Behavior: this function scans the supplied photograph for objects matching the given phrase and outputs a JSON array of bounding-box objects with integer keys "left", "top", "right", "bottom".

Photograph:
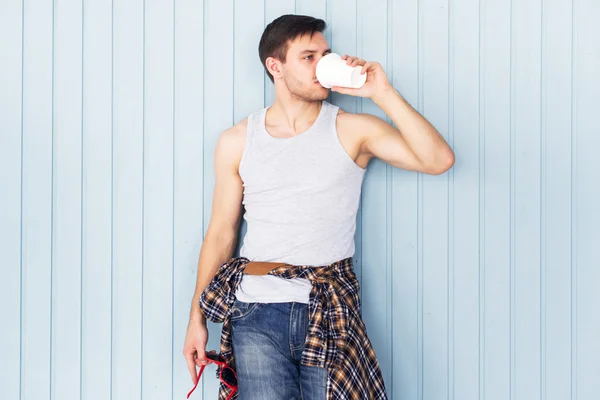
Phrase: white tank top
[{"left": 235, "top": 101, "right": 365, "bottom": 303}]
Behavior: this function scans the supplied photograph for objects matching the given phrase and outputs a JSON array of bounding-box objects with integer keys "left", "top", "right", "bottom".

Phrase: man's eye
[{"left": 305, "top": 55, "right": 313, "bottom": 60}]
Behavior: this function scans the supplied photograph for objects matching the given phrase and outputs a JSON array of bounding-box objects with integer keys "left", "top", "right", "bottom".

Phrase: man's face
[{"left": 279, "top": 32, "right": 331, "bottom": 101}]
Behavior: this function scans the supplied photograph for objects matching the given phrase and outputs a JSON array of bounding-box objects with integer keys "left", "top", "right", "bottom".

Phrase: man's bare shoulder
[
  {"left": 214, "top": 118, "right": 248, "bottom": 170},
  {"left": 333, "top": 108, "right": 384, "bottom": 168},
  {"left": 336, "top": 108, "right": 385, "bottom": 130},
  {"left": 220, "top": 118, "right": 248, "bottom": 144},
  {"left": 335, "top": 108, "right": 386, "bottom": 146}
]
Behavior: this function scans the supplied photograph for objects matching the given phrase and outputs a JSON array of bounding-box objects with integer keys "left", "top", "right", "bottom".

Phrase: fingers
[
  {"left": 361, "top": 61, "right": 381, "bottom": 75},
  {"left": 340, "top": 55, "right": 379, "bottom": 74},
  {"left": 184, "top": 344, "right": 210, "bottom": 384},
  {"left": 361, "top": 62, "right": 373, "bottom": 74},
  {"left": 184, "top": 351, "right": 198, "bottom": 384},
  {"left": 196, "top": 349, "right": 211, "bottom": 367},
  {"left": 342, "top": 54, "right": 366, "bottom": 67}
]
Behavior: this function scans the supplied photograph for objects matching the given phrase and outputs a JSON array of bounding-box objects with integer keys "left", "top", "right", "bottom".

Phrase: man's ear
[{"left": 265, "top": 57, "right": 283, "bottom": 80}]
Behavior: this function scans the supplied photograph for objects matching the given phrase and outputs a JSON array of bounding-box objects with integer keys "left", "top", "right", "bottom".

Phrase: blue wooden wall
[{"left": 1, "top": 0, "right": 599, "bottom": 399}]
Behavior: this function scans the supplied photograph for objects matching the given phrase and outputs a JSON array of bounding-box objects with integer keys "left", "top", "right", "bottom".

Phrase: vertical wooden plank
[
  {"left": 173, "top": 0, "right": 205, "bottom": 397},
  {"left": 142, "top": 0, "right": 175, "bottom": 399},
  {"left": 51, "top": 0, "right": 83, "bottom": 397},
  {"left": 512, "top": 0, "right": 543, "bottom": 398},
  {"left": 421, "top": 0, "right": 450, "bottom": 399},
  {"left": 358, "top": 0, "right": 391, "bottom": 392},
  {"left": 80, "top": 0, "right": 113, "bottom": 399},
  {"left": 481, "top": 0, "right": 512, "bottom": 398},
  {"left": 112, "top": 0, "right": 144, "bottom": 398},
  {"left": 203, "top": 0, "right": 234, "bottom": 398},
  {"left": 264, "top": 0, "right": 295, "bottom": 106},
  {"left": 0, "top": 1, "right": 23, "bottom": 399},
  {"left": 543, "top": 0, "right": 573, "bottom": 399},
  {"left": 295, "top": 0, "right": 326, "bottom": 19},
  {"left": 451, "top": 0, "right": 480, "bottom": 398},
  {"left": 571, "top": 3, "right": 579, "bottom": 398},
  {"left": 20, "top": 0, "right": 54, "bottom": 398},
  {"left": 574, "top": 1, "right": 600, "bottom": 398},
  {"left": 233, "top": 0, "right": 266, "bottom": 127},
  {"left": 19, "top": 1, "right": 54, "bottom": 399},
  {"left": 390, "top": 0, "right": 419, "bottom": 398}
]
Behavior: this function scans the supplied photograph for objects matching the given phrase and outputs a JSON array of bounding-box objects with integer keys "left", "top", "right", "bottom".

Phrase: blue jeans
[{"left": 230, "top": 300, "right": 328, "bottom": 399}]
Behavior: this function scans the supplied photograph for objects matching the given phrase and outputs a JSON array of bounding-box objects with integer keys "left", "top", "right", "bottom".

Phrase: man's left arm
[{"left": 332, "top": 56, "right": 455, "bottom": 175}]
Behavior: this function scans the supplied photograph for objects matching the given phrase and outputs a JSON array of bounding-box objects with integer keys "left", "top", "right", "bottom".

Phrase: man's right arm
[{"left": 183, "top": 119, "right": 246, "bottom": 384}]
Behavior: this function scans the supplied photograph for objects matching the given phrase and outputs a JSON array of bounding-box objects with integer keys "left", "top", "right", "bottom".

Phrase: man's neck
[{"left": 268, "top": 95, "right": 323, "bottom": 135}]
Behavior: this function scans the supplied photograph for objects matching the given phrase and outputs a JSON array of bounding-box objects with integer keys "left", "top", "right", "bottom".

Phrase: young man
[{"left": 184, "top": 14, "right": 454, "bottom": 400}]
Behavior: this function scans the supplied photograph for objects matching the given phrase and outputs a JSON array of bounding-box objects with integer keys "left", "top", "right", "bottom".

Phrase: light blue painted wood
[
  {"left": 295, "top": 0, "right": 327, "bottom": 21},
  {"left": 81, "top": 0, "right": 113, "bottom": 399},
  {"left": 359, "top": 0, "right": 393, "bottom": 395},
  {"left": 481, "top": 0, "right": 512, "bottom": 399},
  {"left": 513, "top": 0, "right": 543, "bottom": 398},
  {"left": 390, "top": 0, "right": 420, "bottom": 398},
  {"left": 544, "top": 1, "right": 574, "bottom": 400},
  {"left": 2, "top": 1, "right": 600, "bottom": 399},
  {"left": 142, "top": 1, "right": 175, "bottom": 399},
  {"left": 233, "top": 0, "right": 265, "bottom": 125},
  {"left": 112, "top": 1, "right": 144, "bottom": 399},
  {"left": 0, "top": 1, "right": 23, "bottom": 400},
  {"left": 19, "top": 1, "right": 54, "bottom": 399},
  {"left": 52, "top": 2, "right": 84, "bottom": 400},
  {"left": 421, "top": 1, "right": 451, "bottom": 399},
  {"left": 574, "top": 1, "right": 600, "bottom": 399}
]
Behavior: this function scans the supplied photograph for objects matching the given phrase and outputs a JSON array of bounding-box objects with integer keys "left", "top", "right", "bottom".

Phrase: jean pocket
[{"left": 230, "top": 299, "right": 260, "bottom": 321}]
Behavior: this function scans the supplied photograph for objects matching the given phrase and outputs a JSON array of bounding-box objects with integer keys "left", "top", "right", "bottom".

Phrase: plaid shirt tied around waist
[{"left": 198, "top": 256, "right": 388, "bottom": 400}]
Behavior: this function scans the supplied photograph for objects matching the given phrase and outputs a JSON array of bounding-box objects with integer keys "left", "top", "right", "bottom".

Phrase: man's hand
[
  {"left": 330, "top": 55, "right": 392, "bottom": 100},
  {"left": 183, "top": 317, "right": 211, "bottom": 384}
]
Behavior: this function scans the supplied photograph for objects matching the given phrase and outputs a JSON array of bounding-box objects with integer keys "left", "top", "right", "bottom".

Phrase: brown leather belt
[{"left": 243, "top": 261, "right": 291, "bottom": 275}]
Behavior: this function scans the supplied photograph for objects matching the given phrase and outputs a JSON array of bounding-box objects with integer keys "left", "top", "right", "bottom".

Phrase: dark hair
[{"left": 259, "top": 14, "right": 327, "bottom": 82}]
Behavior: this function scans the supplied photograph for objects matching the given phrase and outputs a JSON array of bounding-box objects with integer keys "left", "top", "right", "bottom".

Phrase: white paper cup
[{"left": 316, "top": 53, "right": 367, "bottom": 89}]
